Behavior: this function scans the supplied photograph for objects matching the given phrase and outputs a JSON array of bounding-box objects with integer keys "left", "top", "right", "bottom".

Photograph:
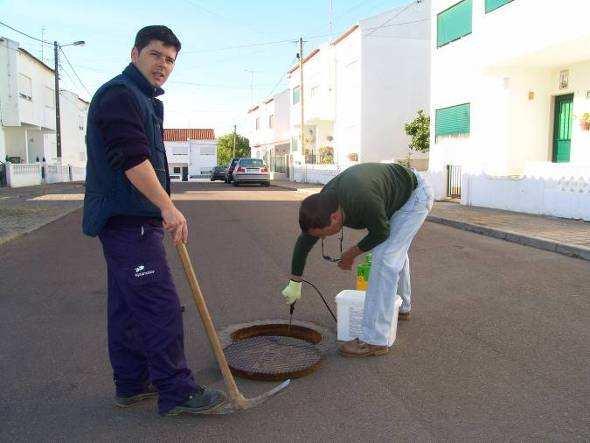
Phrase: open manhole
[{"left": 221, "top": 321, "right": 331, "bottom": 381}]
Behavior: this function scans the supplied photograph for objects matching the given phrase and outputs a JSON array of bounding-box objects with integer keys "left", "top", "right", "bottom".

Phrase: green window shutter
[
  {"left": 437, "top": 0, "right": 472, "bottom": 48},
  {"left": 436, "top": 103, "right": 471, "bottom": 137},
  {"left": 485, "top": 0, "right": 514, "bottom": 13},
  {"left": 292, "top": 86, "right": 301, "bottom": 105}
]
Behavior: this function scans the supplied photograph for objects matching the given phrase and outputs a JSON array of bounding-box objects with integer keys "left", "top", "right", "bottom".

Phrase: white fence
[
  {"left": 5, "top": 162, "right": 86, "bottom": 188},
  {"left": 70, "top": 166, "right": 86, "bottom": 182},
  {"left": 463, "top": 173, "right": 590, "bottom": 221},
  {"left": 46, "top": 164, "right": 71, "bottom": 184},
  {"left": 291, "top": 163, "right": 342, "bottom": 184},
  {"left": 6, "top": 164, "right": 42, "bottom": 187}
]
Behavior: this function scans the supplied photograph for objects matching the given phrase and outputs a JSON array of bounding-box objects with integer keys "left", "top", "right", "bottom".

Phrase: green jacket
[{"left": 291, "top": 163, "right": 417, "bottom": 276}]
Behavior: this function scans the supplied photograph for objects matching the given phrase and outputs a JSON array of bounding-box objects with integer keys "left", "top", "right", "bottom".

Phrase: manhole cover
[{"left": 222, "top": 323, "right": 326, "bottom": 381}]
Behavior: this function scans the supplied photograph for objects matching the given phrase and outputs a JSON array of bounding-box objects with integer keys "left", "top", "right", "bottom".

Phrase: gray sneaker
[
  {"left": 114, "top": 386, "right": 158, "bottom": 408},
  {"left": 164, "top": 386, "right": 227, "bottom": 416}
]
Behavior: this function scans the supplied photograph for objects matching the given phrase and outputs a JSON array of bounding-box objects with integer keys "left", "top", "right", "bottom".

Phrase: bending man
[{"left": 282, "top": 163, "right": 434, "bottom": 357}]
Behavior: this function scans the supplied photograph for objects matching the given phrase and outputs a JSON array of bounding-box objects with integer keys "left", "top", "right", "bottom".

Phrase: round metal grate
[{"left": 223, "top": 323, "right": 324, "bottom": 381}]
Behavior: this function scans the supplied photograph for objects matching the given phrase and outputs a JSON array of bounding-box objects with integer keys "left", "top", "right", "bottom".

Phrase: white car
[{"left": 232, "top": 158, "right": 270, "bottom": 187}]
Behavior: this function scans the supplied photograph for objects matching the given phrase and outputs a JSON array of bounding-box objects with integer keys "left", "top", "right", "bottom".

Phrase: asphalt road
[{"left": 1, "top": 181, "right": 589, "bottom": 441}]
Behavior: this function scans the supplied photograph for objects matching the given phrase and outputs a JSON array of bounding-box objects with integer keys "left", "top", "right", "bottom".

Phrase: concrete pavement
[{"left": 1, "top": 181, "right": 589, "bottom": 441}]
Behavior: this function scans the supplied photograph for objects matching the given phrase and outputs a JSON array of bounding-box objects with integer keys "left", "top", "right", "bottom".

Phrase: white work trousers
[{"left": 361, "top": 173, "right": 434, "bottom": 346}]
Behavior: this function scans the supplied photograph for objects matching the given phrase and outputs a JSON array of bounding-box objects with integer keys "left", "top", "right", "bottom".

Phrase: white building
[
  {"left": 246, "top": 89, "right": 290, "bottom": 179},
  {"left": 44, "top": 90, "right": 89, "bottom": 166},
  {"left": 287, "top": 0, "right": 431, "bottom": 183},
  {"left": 164, "top": 128, "right": 217, "bottom": 181},
  {"left": 430, "top": 0, "right": 590, "bottom": 220},
  {"left": 0, "top": 37, "right": 56, "bottom": 165}
]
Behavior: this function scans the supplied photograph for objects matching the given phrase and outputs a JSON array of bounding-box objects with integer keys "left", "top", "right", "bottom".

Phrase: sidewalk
[
  {"left": 271, "top": 180, "right": 590, "bottom": 261},
  {"left": 0, "top": 182, "right": 84, "bottom": 245}
]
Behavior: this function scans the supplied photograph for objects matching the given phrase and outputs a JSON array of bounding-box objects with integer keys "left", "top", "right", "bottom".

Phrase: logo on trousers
[{"left": 134, "top": 264, "right": 155, "bottom": 278}]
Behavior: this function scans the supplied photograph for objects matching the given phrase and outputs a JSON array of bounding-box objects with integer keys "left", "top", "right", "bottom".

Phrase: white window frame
[{"left": 18, "top": 74, "right": 32, "bottom": 101}]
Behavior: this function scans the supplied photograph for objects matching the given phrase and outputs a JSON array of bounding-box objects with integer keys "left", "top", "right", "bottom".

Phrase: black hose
[{"left": 300, "top": 279, "right": 337, "bottom": 323}]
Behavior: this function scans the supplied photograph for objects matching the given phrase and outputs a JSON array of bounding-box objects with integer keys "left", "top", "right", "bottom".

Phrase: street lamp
[{"left": 54, "top": 40, "right": 85, "bottom": 160}]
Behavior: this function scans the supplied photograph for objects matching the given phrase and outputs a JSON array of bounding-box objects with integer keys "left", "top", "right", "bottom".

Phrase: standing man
[
  {"left": 83, "top": 26, "right": 225, "bottom": 416},
  {"left": 282, "top": 163, "right": 434, "bottom": 357}
]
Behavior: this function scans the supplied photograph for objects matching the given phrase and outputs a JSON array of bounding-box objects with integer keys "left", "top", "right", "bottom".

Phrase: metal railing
[
  {"left": 447, "top": 164, "right": 462, "bottom": 198},
  {"left": 0, "top": 161, "right": 6, "bottom": 187}
]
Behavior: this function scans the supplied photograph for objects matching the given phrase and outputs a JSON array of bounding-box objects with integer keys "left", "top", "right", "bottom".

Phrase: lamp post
[{"left": 54, "top": 40, "right": 85, "bottom": 161}]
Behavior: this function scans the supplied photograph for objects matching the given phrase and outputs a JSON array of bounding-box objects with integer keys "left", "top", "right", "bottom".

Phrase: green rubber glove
[{"left": 282, "top": 280, "right": 302, "bottom": 305}]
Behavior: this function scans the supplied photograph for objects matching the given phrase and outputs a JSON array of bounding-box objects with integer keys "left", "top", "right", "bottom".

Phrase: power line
[
  {"left": 265, "top": 55, "right": 298, "bottom": 99},
  {"left": 183, "top": 38, "right": 298, "bottom": 54},
  {"left": 0, "top": 20, "right": 51, "bottom": 45},
  {"left": 364, "top": 1, "right": 418, "bottom": 37},
  {"left": 182, "top": 0, "right": 267, "bottom": 37},
  {"left": 59, "top": 46, "right": 91, "bottom": 97},
  {"left": 169, "top": 80, "right": 271, "bottom": 90}
]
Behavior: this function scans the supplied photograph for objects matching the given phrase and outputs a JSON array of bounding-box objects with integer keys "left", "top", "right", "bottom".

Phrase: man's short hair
[
  {"left": 299, "top": 190, "right": 339, "bottom": 233},
  {"left": 134, "top": 26, "right": 181, "bottom": 54}
]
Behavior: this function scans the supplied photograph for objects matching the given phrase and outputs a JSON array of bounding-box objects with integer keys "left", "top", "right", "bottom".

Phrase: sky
[{"left": 1, "top": 0, "right": 410, "bottom": 138}]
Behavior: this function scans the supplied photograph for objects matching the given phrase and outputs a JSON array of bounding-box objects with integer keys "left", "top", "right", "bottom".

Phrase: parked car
[
  {"left": 210, "top": 165, "right": 227, "bottom": 181},
  {"left": 232, "top": 158, "right": 270, "bottom": 187},
  {"left": 225, "top": 157, "right": 240, "bottom": 183}
]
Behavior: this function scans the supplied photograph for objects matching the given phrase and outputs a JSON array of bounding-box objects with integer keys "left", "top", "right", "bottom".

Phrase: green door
[{"left": 553, "top": 94, "right": 574, "bottom": 163}]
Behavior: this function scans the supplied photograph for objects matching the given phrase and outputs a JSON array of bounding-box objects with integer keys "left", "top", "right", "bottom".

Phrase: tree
[
  {"left": 216, "top": 133, "right": 250, "bottom": 166},
  {"left": 404, "top": 110, "right": 430, "bottom": 154}
]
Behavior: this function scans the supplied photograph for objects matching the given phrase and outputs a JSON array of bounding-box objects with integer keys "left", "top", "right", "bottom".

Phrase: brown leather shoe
[
  {"left": 398, "top": 312, "right": 411, "bottom": 321},
  {"left": 338, "top": 338, "right": 389, "bottom": 358}
]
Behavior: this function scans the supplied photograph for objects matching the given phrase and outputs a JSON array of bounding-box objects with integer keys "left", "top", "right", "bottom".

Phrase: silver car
[{"left": 232, "top": 158, "right": 270, "bottom": 187}]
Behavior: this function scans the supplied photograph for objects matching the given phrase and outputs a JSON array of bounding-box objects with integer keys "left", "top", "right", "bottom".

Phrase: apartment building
[{"left": 430, "top": 0, "right": 590, "bottom": 219}]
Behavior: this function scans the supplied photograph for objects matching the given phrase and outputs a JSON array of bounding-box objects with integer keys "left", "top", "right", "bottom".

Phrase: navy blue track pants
[{"left": 99, "top": 223, "right": 198, "bottom": 414}]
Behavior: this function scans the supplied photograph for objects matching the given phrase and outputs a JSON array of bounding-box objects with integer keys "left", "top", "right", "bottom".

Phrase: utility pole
[
  {"left": 53, "top": 40, "right": 85, "bottom": 161},
  {"left": 232, "top": 124, "right": 237, "bottom": 158},
  {"left": 299, "top": 37, "right": 305, "bottom": 173},
  {"left": 54, "top": 41, "right": 62, "bottom": 161}
]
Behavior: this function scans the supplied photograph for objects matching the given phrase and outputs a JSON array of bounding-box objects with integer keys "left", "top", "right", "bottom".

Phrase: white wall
[
  {"left": 0, "top": 38, "right": 20, "bottom": 128},
  {"left": 15, "top": 49, "right": 55, "bottom": 130},
  {"left": 334, "top": 29, "right": 361, "bottom": 167},
  {"left": 58, "top": 90, "right": 88, "bottom": 166},
  {"left": 189, "top": 140, "right": 217, "bottom": 176},
  {"left": 6, "top": 163, "right": 42, "bottom": 187},
  {"left": 360, "top": 0, "right": 431, "bottom": 164}
]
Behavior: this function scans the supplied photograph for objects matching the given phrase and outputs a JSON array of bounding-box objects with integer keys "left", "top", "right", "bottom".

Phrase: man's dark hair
[
  {"left": 134, "top": 26, "right": 181, "bottom": 54},
  {"left": 299, "top": 190, "right": 339, "bottom": 232}
]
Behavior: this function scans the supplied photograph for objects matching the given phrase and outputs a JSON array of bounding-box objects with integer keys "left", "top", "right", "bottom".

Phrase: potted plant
[{"left": 580, "top": 113, "right": 590, "bottom": 131}]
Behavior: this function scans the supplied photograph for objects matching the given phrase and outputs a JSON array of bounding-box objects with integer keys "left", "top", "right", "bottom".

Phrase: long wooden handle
[{"left": 176, "top": 243, "right": 246, "bottom": 404}]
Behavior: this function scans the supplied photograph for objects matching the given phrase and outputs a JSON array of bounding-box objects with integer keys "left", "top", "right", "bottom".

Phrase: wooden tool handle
[{"left": 176, "top": 243, "right": 246, "bottom": 405}]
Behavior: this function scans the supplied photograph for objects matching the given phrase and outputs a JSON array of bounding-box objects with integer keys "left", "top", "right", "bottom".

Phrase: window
[
  {"left": 255, "top": 117, "right": 260, "bottom": 130},
  {"left": 268, "top": 114, "right": 274, "bottom": 129},
  {"left": 310, "top": 86, "right": 319, "bottom": 97},
  {"left": 239, "top": 158, "right": 263, "bottom": 167},
  {"left": 18, "top": 74, "right": 32, "bottom": 100},
  {"left": 485, "top": 0, "right": 514, "bottom": 13},
  {"left": 173, "top": 146, "right": 188, "bottom": 155},
  {"left": 291, "top": 136, "right": 300, "bottom": 152},
  {"left": 292, "top": 86, "right": 301, "bottom": 105},
  {"left": 435, "top": 103, "right": 471, "bottom": 137},
  {"left": 45, "top": 87, "right": 55, "bottom": 108},
  {"left": 173, "top": 167, "right": 181, "bottom": 174},
  {"left": 437, "top": 0, "right": 472, "bottom": 48}
]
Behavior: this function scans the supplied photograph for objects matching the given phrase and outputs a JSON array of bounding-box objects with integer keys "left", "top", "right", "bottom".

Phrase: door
[
  {"left": 553, "top": 94, "right": 574, "bottom": 163},
  {"left": 182, "top": 166, "right": 188, "bottom": 181}
]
